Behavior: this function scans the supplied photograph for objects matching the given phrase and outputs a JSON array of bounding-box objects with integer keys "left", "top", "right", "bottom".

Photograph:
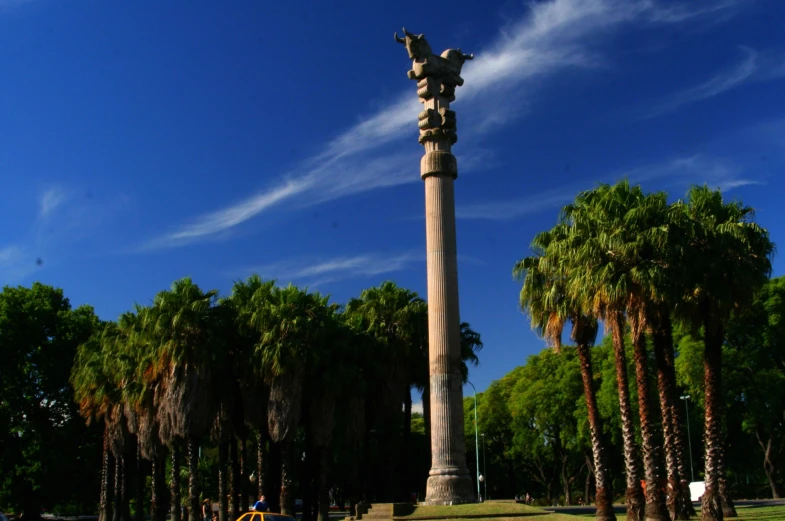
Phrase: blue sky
[{"left": 2, "top": 0, "right": 784, "bottom": 398}]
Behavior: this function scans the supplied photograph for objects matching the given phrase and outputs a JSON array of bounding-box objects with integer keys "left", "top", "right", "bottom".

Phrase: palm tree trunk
[
  {"left": 575, "top": 339, "right": 616, "bottom": 521},
  {"left": 135, "top": 442, "right": 145, "bottom": 521},
  {"left": 100, "top": 431, "right": 112, "bottom": 521},
  {"left": 240, "top": 438, "right": 249, "bottom": 513},
  {"left": 585, "top": 451, "right": 596, "bottom": 507},
  {"left": 651, "top": 325, "right": 686, "bottom": 521},
  {"left": 302, "top": 447, "right": 315, "bottom": 521},
  {"left": 701, "top": 320, "right": 724, "bottom": 521},
  {"left": 719, "top": 461, "right": 737, "bottom": 518},
  {"left": 630, "top": 328, "right": 668, "bottom": 521},
  {"left": 267, "top": 441, "right": 282, "bottom": 513},
  {"left": 610, "top": 313, "right": 645, "bottom": 521},
  {"left": 402, "top": 389, "right": 413, "bottom": 501},
  {"left": 230, "top": 435, "right": 240, "bottom": 517},
  {"left": 280, "top": 441, "right": 294, "bottom": 516},
  {"left": 317, "top": 448, "right": 330, "bottom": 521},
  {"left": 152, "top": 455, "right": 167, "bottom": 521},
  {"left": 219, "top": 440, "right": 229, "bottom": 521},
  {"left": 171, "top": 442, "right": 182, "bottom": 521},
  {"left": 187, "top": 437, "right": 200, "bottom": 521},
  {"left": 657, "top": 316, "right": 697, "bottom": 519},
  {"left": 114, "top": 455, "right": 123, "bottom": 521},
  {"left": 257, "top": 431, "right": 267, "bottom": 498},
  {"left": 125, "top": 453, "right": 133, "bottom": 521}
]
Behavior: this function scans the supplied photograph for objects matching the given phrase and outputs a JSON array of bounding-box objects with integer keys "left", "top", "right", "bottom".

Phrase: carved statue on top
[{"left": 394, "top": 28, "right": 473, "bottom": 88}]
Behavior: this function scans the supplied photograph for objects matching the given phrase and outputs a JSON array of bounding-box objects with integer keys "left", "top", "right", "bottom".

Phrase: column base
[{"left": 423, "top": 472, "right": 476, "bottom": 505}]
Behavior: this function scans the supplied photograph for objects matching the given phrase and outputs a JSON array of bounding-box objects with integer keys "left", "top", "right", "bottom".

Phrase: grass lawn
[
  {"left": 389, "top": 501, "right": 785, "bottom": 521},
  {"left": 572, "top": 503, "right": 785, "bottom": 520},
  {"left": 712, "top": 505, "right": 785, "bottom": 521},
  {"left": 391, "top": 501, "right": 590, "bottom": 521}
]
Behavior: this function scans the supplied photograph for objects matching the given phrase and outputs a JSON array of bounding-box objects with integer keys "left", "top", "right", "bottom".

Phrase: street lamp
[
  {"left": 481, "top": 433, "right": 487, "bottom": 500},
  {"left": 680, "top": 395, "right": 695, "bottom": 482},
  {"left": 466, "top": 382, "right": 481, "bottom": 502}
]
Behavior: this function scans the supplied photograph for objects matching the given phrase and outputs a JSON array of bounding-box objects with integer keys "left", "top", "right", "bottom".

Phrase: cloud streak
[
  {"left": 237, "top": 251, "right": 424, "bottom": 287},
  {"left": 145, "top": 0, "right": 744, "bottom": 250},
  {"left": 646, "top": 46, "right": 785, "bottom": 117},
  {"left": 39, "top": 187, "right": 68, "bottom": 218},
  {"left": 456, "top": 153, "right": 762, "bottom": 220}
]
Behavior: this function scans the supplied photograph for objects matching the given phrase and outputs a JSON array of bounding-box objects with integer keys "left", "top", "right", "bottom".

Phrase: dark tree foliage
[{"left": 0, "top": 283, "right": 101, "bottom": 518}]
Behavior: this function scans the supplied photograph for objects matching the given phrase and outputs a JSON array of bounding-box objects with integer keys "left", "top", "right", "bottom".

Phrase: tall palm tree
[
  {"left": 228, "top": 275, "right": 276, "bottom": 504},
  {"left": 345, "top": 281, "right": 425, "bottom": 501},
  {"left": 72, "top": 322, "right": 118, "bottom": 521},
  {"left": 144, "top": 278, "right": 221, "bottom": 521},
  {"left": 249, "top": 284, "right": 331, "bottom": 514},
  {"left": 116, "top": 310, "right": 152, "bottom": 521},
  {"left": 548, "top": 186, "right": 653, "bottom": 521},
  {"left": 677, "top": 186, "right": 773, "bottom": 521},
  {"left": 515, "top": 247, "right": 615, "bottom": 521}
]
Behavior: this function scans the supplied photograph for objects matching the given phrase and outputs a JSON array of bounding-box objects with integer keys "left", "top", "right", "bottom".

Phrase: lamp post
[
  {"left": 481, "top": 433, "right": 487, "bottom": 500},
  {"left": 680, "top": 394, "right": 695, "bottom": 482},
  {"left": 467, "top": 382, "right": 481, "bottom": 502}
]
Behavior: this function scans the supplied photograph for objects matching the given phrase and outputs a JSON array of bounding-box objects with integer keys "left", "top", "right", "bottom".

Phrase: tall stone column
[{"left": 395, "top": 28, "right": 475, "bottom": 505}]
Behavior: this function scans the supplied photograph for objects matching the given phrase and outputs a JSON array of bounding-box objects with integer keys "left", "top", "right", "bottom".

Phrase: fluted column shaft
[{"left": 419, "top": 68, "right": 473, "bottom": 508}]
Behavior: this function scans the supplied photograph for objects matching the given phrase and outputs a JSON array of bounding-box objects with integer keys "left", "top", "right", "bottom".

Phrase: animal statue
[{"left": 394, "top": 28, "right": 473, "bottom": 86}]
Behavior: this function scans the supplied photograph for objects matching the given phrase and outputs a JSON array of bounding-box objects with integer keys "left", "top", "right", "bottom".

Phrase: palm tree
[
  {"left": 143, "top": 278, "right": 221, "bottom": 521},
  {"left": 116, "top": 309, "right": 153, "bottom": 521},
  {"left": 548, "top": 186, "right": 652, "bottom": 521},
  {"left": 345, "top": 281, "right": 425, "bottom": 501},
  {"left": 72, "top": 322, "right": 118, "bottom": 521},
  {"left": 648, "top": 307, "right": 692, "bottom": 520},
  {"left": 677, "top": 186, "right": 773, "bottom": 521},
  {"left": 515, "top": 247, "right": 615, "bottom": 521},
  {"left": 301, "top": 305, "right": 347, "bottom": 521},
  {"left": 228, "top": 275, "right": 276, "bottom": 505},
  {"left": 249, "top": 283, "right": 331, "bottom": 514}
]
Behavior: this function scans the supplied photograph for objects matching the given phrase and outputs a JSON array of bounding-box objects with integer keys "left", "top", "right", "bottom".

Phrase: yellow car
[{"left": 235, "top": 512, "right": 295, "bottom": 521}]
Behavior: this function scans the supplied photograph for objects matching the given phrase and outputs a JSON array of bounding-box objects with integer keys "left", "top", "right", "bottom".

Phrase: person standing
[
  {"left": 202, "top": 499, "right": 212, "bottom": 521},
  {"left": 252, "top": 495, "right": 269, "bottom": 512}
]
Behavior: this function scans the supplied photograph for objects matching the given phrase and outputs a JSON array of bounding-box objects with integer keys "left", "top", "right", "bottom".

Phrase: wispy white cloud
[
  {"left": 230, "top": 250, "right": 486, "bottom": 289},
  {"left": 457, "top": 188, "right": 576, "bottom": 221},
  {"left": 0, "top": 245, "right": 38, "bottom": 284},
  {"left": 457, "top": 153, "right": 763, "bottom": 220},
  {"left": 145, "top": 0, "right": 744, "bottom": 250},
  {"left": 646, "top": 46, "right": 785, "bottom": 117},
  {"left": 39, "top": 187, "right": 68, "bottom": 218},
  {"left": 2, "top": 188, "right": 132, "bottom": 285},
  {"left": 238, "top": 251, "right": 424, "bottom": 286}
]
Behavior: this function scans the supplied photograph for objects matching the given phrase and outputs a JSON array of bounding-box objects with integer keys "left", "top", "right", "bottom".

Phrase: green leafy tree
[{"left": 1, "top": 283, "right": 99, "bottom": 519}]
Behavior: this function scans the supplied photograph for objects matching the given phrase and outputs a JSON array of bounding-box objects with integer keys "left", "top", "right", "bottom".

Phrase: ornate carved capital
[{"left": 397, "top": 29, "right": 472, "bottom": 149}]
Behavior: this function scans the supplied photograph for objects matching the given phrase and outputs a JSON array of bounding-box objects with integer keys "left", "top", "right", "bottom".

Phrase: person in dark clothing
[{"left": 252, "top": 495, "right": 269, "bottom": 512}]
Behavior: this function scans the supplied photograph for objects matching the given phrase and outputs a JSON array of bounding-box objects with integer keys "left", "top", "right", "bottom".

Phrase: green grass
[
  {"left": 572, "top": 503, "right": 785, "bottom": 520},
  {"left": 391, "top": 500, "right": 583, "bottom": 521},
  {"left": 389, "top": 501, "right": 785, "bottom": 521},
  {"left": 723, "top": 504, "right": 785, "bottom": 521}
]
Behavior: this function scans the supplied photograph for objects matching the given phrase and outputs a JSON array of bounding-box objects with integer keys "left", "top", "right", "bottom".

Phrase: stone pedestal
[{"left": 395, "top": 28, "right": 475, "bottom": 505}]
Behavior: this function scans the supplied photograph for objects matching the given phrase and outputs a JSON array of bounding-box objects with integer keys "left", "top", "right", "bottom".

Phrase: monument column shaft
[{"left": 425, "top": 172, "right": 466, "bottom": 473}]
